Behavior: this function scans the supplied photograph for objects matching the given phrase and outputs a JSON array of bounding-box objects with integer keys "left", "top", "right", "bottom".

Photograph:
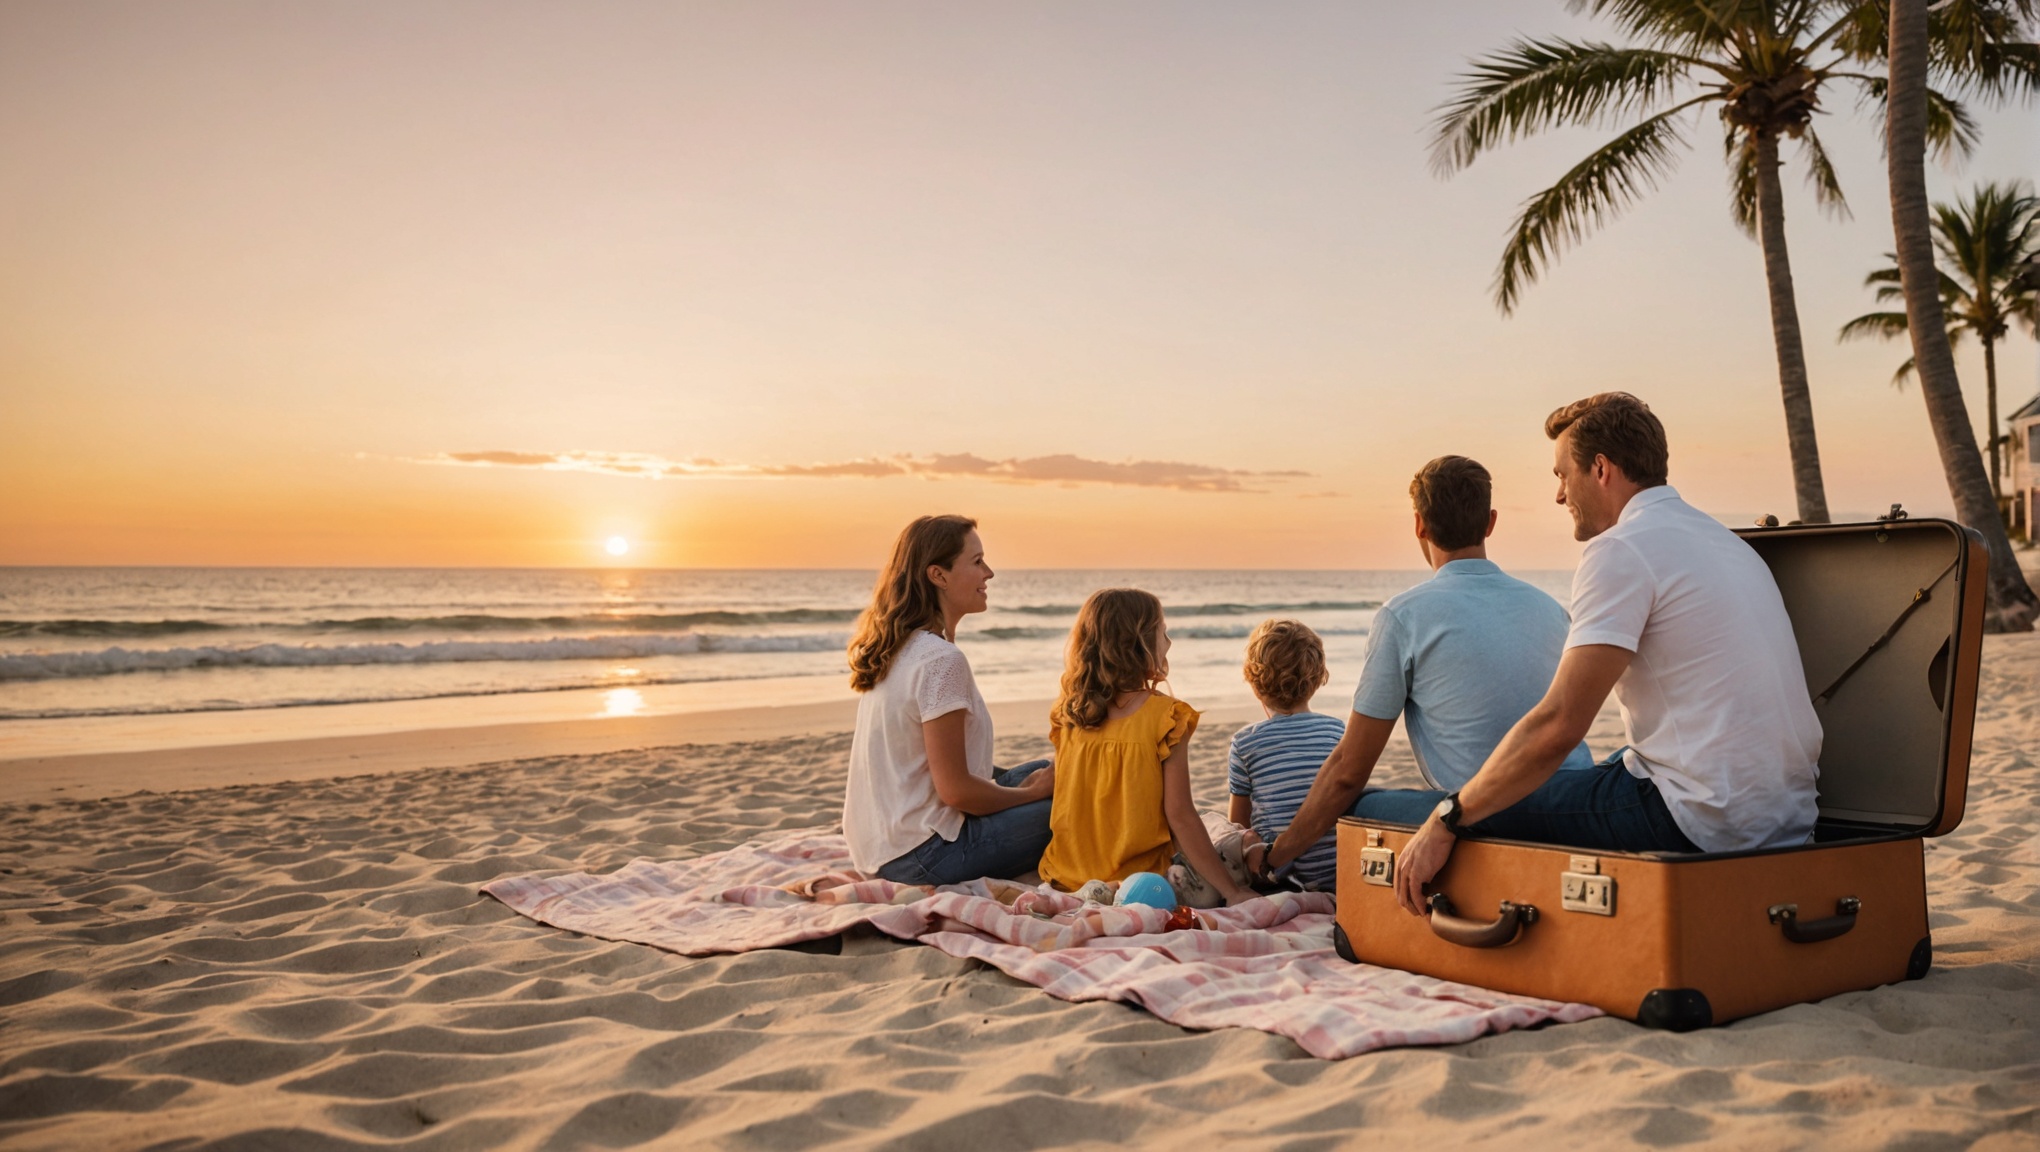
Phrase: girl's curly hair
[
  {"left": 1054, "top": 588, "right": 1166, "bottom": 730},
  {"left": 1242, "top": 619, "right": 1328, "bottom": 711}
]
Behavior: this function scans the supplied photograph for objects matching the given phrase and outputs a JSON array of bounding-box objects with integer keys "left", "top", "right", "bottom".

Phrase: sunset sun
[{"left": 604, "top": 535, "right": 629, "bottom": 558}]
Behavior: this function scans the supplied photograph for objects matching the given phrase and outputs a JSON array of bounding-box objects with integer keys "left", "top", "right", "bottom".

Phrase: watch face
[{"left": 1434, "top": 798, "right": 1455, "bottom": 821}]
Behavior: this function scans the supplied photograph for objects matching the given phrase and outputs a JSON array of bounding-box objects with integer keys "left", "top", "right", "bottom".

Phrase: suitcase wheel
[
  {"left": 1637, "top": 988, "right": 1713, "bottom": 1031},
  {"left": 1332, "top": 923, "right": 1357, "bottom": 964}
]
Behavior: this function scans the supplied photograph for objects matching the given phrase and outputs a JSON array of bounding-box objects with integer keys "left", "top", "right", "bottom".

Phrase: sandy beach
[{"left": 1, "top": 638, "right": 2036, "bottom": 1151}]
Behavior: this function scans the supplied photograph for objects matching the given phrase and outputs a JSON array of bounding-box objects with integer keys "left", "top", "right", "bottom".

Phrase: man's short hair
[
  {"left": 1544, "top": 393, "right": 1669, "bottom": 487},
  {"left": 1243, "top": 619, "right": 1329, "bottom": 711},
  {"left": 1409, "top": 455, "right": 1492, "bottom": 551}
]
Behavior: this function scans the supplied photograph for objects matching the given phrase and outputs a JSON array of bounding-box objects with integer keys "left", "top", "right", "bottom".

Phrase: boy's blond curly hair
[{"left": 1243, "top": 619, "right": 1328, "bottom": 711}]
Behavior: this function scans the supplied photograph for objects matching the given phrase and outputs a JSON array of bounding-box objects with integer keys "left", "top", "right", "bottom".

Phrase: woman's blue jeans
[
  {"left": 1350, "top": 752, "right": 1701, "bottom": 854},
  {"left": 874, "top": 760, "right": 1055, "bottom": 885}
]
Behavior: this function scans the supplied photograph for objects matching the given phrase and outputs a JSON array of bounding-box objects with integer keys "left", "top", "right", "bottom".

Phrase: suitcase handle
[
  {"left": 1427, "top": 893, "right": 1538, "bottom": 948},
  {"left": 1768, "top": 897, "right": 1861, "bottom": 944}
]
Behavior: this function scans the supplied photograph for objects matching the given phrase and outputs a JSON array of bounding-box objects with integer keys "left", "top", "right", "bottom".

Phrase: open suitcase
[{"left": 1331, "top": 513, "right": 1986, "bottom": 1030}]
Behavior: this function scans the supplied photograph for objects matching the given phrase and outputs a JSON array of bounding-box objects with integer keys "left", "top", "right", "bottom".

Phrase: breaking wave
[
  {"left": 0, "top": 600, "right": 1380, "bottom": 642},
  {"left": 0, "top": 632, "right": 850, "bottom": 681},
  {"left": 0, "top": 619, "right": 232, "bottom": 639},
  {"left": 0, "top": 608, "right": 864, "bottom": 639}
]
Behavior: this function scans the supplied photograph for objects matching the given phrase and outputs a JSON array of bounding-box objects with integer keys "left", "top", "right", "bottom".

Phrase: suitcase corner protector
[
  {"left": 1637, "top": 988, "right": 1713, "bottom": 1031},
  {"left": 1332, "top": 923, "right": 1357, "bottom": 964},
  {"left": 1906, "top": 935, "right": 1932, "bottom": 980}
]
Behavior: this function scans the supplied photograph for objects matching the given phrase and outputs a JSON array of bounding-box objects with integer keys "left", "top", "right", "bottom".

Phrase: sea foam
[{"left": 0, "top": 632, "right": 849, "bottom": 681}]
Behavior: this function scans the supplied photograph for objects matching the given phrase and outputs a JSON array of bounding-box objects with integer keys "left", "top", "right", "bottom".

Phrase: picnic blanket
[{"left": 482, "top": 829, "right": 1601, "bottom": 1059}]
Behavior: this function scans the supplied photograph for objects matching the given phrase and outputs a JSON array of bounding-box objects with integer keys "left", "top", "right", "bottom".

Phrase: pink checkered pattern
[{"left": 483, "top": 829, "right": 1599, "bottom": 1059}]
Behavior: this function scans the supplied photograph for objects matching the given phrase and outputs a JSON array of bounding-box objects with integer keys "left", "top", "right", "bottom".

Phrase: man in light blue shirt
[
  {"left": 1252, "top": 455, "right": 1591, "bottom": 880},
  {"left": 1353, "top": 560, "right": 1593, "bottom": 792}
]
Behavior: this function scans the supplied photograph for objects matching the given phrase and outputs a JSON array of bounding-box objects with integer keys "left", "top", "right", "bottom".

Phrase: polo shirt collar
[
  {"left": 1616, "top": 484, "right": 1681, "bottom": 525},
  {"left": 1435, "top": 558, "right": 1501, "bottom": 578}
]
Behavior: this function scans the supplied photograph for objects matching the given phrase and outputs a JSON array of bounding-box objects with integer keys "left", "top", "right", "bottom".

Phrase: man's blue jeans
[
  {"left": 1350, "top": 753, "right": 1701, "bottom": 854},
  {"left": 874, "top": 760, "right": 1055, "bottom": 885}
]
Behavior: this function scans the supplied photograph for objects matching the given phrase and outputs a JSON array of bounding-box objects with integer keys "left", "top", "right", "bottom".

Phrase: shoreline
[{"left": 0, "top": 696, "right": 1267, "bottom": 806}]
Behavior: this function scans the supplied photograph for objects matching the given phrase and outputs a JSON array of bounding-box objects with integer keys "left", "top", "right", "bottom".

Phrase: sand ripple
[{"left": 3, "top": 642, "right": 2038, "bottom": 1149}]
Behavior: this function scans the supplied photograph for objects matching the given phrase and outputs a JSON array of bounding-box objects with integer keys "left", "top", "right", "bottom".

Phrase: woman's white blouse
[{"left": 842, "top": 630, "right": 996, "bottom": 872}]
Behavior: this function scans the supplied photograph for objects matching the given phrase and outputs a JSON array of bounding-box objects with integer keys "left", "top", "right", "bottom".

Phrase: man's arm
[
  {"left": 1391, "top": 643, "right": 1631, "bottom": 914},
  {"left": 1261, "top": 712, "right": 1396, "bottom": 872}
]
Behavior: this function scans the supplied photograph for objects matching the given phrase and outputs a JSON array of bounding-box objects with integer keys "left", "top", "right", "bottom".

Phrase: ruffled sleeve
[{"left": 1156, "top": 697, "right": 1200, "bottom": 761}]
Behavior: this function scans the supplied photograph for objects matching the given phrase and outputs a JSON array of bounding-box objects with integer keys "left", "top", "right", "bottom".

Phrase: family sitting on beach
[{"left": 840, "top": 392, "right": 1824, "bottom": 911}]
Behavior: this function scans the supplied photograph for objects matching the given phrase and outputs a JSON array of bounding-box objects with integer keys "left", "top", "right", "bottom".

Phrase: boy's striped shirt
[{"left": 1227, "top": 711, "right": 1346, "bottom": 891}]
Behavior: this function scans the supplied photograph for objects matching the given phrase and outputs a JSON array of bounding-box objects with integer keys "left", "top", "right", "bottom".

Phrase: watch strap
[{"left": 1438, "top": 791, "right": 1465, "bottom": 835}]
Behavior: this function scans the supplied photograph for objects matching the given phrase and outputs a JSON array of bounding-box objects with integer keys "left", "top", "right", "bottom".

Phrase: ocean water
[{"left": 0, "top": 567, "right": 1575, "bottom": 752}]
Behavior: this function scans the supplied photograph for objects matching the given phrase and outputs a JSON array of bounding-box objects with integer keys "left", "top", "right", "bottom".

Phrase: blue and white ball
[{"left": 1112, "top": 871, "right": 1178, "bottom": 909}]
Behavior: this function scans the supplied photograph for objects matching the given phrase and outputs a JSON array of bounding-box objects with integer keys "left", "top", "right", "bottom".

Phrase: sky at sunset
[{"left": 3, "top": 1, "right": 2035, "bottom": 571}]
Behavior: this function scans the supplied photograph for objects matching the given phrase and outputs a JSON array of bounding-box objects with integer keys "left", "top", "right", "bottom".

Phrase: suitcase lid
[{"left": 1737, "top": 514, "right": 1985, "bottom": 838}]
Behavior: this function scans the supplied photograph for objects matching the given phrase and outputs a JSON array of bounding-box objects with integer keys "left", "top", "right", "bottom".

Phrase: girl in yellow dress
[{"left": 1036, "top": 589, "right": 1255, "bottom": 906}]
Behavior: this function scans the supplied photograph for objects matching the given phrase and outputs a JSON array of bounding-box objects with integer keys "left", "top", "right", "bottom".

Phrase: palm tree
[
  {"left": 1840, "top": 182, "right": 2040, "bottom": 500},
  {"left": 1432, "top": 0, "right": 1992, "bottom": 524},
  {"left": 1884, "top": 0, "right": 2038, "bottom": 632}
]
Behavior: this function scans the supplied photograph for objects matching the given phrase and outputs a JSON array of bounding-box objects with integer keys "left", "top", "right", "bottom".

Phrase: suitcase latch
[
  {"left": 1561, "top": 856, "right": 1616, "bottom": 916},
  {"left": 1359, "top": 846, "right": 1395, "bottom": 887}
]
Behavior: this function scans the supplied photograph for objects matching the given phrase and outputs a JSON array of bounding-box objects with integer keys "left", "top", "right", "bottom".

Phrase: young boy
[{"left": 1225, "top": 619, "right": 1345, "bottom": 891}]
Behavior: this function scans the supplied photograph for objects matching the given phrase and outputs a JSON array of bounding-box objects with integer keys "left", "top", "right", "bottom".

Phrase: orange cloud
[{"left": 417, "top": 449, "right": 1308, "bottom": 493}]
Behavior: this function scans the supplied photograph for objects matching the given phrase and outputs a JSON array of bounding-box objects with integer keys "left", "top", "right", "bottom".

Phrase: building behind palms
[{"left": 2009, "top": 393, "right": 2040, "bottom": 543}]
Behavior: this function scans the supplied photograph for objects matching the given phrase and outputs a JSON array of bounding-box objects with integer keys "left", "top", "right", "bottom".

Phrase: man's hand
[
  {"left": 1243, "top": 840, "right": 1271, "bottom": 885},
  {"left": 1393, "top": 816, "right": 1455, "bottom": 915}
]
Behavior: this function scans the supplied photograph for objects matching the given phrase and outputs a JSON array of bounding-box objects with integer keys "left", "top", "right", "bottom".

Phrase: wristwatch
[{"left": 1432, "top": 792, "right": 1465, "bottom": 836}]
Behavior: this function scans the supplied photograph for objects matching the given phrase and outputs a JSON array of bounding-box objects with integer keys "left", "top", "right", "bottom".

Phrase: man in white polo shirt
[{"left": 1390, "top": 392, "right": 1823, "bottom": 915}]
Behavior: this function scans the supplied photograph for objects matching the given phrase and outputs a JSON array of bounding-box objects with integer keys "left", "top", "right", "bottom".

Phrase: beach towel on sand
[{"left": 483, "top": 828, "right": 1600, "bottom": 1059}]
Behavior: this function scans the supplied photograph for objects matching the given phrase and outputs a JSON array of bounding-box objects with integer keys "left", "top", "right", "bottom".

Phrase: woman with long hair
[{"left": 842, "top": 515, "right": 1054, "bottom": 884}]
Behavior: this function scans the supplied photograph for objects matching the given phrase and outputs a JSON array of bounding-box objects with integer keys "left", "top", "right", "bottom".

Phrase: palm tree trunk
[
  {"left": 1983, "top": 334, "right": 2001, "bottom": 500},
  {"left": 1888, "top": 0, "right": 2038, "bottom": 632},
  {"left": 1753, "top": 130, "right": 1830, "bottom": 524}
]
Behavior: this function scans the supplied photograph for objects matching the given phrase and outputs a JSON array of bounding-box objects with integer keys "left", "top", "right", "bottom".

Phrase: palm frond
[
  {"left": 1798, "top": 124, "right": 1852, "bottom": 221},
  {"left": 1725, "top": 122, "right": 1758, "bottom": 237},
  {"left": 1816, "top": 0, "right": 1886, "bottom": 59},
  {"left": 1934, "top": 182, "right": 2040, "bottom": 295},
  {"left": 2009, "top": 291, "right": 2040, "bottom": 336},
  {"left": 1960, "top": 41, "right": 2040, "bottom": 98},
  {"left": 1856, "top": 255, "right": 1964, "bottom": 303},
  {"left": 1430, "top": 38, "right": 1699, "bottom": 174},
  {"left": 1888, "top": 355, "right": 1918, "bottom": 390},
  {"left": 1566, "top": 0, "right": 1756, "bottom": 54},
  {"left": 1838, "top": 310, "right": 1910, "bottom": 342},
  {"left": 1926, "top": 0, "right": 2040, "bottom": 98},
  {"left": 1854, "top": 77, "right": 1982, "bottom": 159},
  {"left": 1924, "top": 86, "right": 1985, "bottom": 159},
  {"left": 1828, "top": 0, "right": 2038, "bottom": 101},
  {"left": 1494, "top": 103, "right": 1698, "bottom": 313}
]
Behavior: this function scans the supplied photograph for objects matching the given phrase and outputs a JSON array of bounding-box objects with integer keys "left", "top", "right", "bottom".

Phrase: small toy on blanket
[
  {"left": 1064, "top": 872, "right": 1177, "bottom": 908},
  {"left": 1113, "top": 871, "right": 1177, "bottom": 908},
  {"left": 1170, "top": 825, "right": 1258, "bottom": 908}
]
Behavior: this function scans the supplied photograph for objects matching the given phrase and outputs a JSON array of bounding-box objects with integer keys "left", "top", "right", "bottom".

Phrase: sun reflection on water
[{"left": 601, "top": 687, "right": 645, "bottom": 717}]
